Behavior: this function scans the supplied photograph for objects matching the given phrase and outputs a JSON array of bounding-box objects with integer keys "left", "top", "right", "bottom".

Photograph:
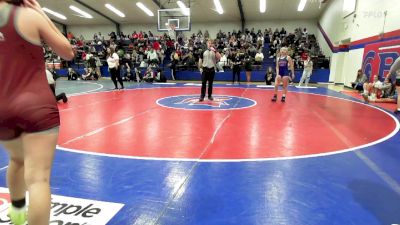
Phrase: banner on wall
[{"left": 362, "top": 39, "right": 400, "bottom": 81}]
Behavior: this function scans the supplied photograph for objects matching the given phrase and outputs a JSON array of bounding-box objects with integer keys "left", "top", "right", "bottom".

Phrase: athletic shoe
[
  {"left": 271, "top": 95, "right": 277, "bottom": 102},
  {"left": 62, "top": 93, "right": 68, "bottom": 103},
  {"left": 8, "top": 206, "right": 27, "bottom": 225},
  {"left": 281, "top": 96, "right": 286, "bottom": 102},
  {"left": 199, "top": 98, "right": 204, "bottom": 102},
  {"left": 208, "top": 97, "right": 214, "bottom": 101}
]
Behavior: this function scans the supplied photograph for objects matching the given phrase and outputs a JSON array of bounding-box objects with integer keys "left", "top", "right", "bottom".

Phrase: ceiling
[{"left": 37, "top": 0, "right": 327, "bottom": 26}]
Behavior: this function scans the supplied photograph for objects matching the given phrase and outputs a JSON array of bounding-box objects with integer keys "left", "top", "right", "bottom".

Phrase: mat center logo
[{"left": 157, "top": 95, "right": 257, "bottom": 110}]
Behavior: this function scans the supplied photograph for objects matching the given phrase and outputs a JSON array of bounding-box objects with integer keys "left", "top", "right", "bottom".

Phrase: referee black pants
[
  {"left": 201, "top": 67, "right": 215, "bottom": 98},
  {"left": 232, "top": 67, "right": 241, "bottom": 83},
  {"left": 110, "top": 67, "right": 124, "bottom": 89}
]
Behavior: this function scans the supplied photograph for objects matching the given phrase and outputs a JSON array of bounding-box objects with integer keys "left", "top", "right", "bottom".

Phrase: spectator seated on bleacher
[
  {"left": 143, "top": 67, "right": 154, "bottom": 83},
  {"left": 58, "top": 26, "right": 330, "bottom": 76},
  {"left": 182, "top": 50, "right": 196, "bottom": 69},
  {"left": 139, "top": 60, "right": 148, "bottom": 68},
  {"left": 122, "top": 66, "right": 135, "bottom": 82},
  {"left": 155, "top": 68, "right": 167, "bottom": 83},
  {"left": 254, "top": 50, "right": 264, "bottom": 66},
  {"left": 82, "top": 68, "right": 98, "bottom": 80},
  {"left": 146, "top": 47, "right": 159, "bottom": 64},
  {"left": 216, "top": 53, "right": 228, "bottom": 72},
  {"left": 67, "top": 68, "right": 79, "bottom": 81},
  {"left": 265, "top": 66, "right": 275, "bottom": 85}
]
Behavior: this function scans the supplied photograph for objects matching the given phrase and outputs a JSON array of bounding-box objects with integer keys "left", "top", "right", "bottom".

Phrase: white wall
[
  {"left": 318, "top": 0, "right": 400, "bottom": 85},
  {"left": 68, "top": 25, "right": 116, "bottom": 40},
  {"left": 122, "top": 23, "right": 161, "bottom": 36},
  {"left": 190, "top": 21, "right": 241, "bottom": 38},
  {"left": 247, "top": 20, "right": 318, "bottom": 36},
  {"left": 316, "top": 29, "right": 332, "bottom": 57}
]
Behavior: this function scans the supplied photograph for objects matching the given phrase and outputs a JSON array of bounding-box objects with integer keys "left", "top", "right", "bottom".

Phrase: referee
[{"left": 198, "top": 40, "right": 221, "bottom": 101}]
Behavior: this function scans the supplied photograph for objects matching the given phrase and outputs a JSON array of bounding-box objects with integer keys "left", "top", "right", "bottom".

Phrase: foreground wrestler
[{"left": 0, "top": 0, "right": 73, "bottom": 224}]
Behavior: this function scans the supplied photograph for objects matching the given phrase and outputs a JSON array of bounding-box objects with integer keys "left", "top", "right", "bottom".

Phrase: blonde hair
[{"left": 280, "top": 47, "right": 288, "bottom": 53}]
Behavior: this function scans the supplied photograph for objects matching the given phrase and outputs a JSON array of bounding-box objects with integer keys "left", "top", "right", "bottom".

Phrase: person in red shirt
[
  {"left": 0, "top": 0, "right": 73, "bottom": 224},
  {"left": 67, "top": 31, "right": 74, "bottom": 40},
  {"left": 153, "top": 41, "right": 160, "bottom": 51},
  {"left": 301, "top": 51, "right": 308, "bottom": 61},
  {"left": 132, "top": 31, "right": 138, "bottom": 40}
]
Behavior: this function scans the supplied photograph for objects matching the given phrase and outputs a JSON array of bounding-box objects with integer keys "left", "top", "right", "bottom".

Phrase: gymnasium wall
[
  {"left": 68, "top": 24, "right": 116, "bottom": 39},
  {"left": 317, "top": 0, "right": 400, "bottom": 85}
]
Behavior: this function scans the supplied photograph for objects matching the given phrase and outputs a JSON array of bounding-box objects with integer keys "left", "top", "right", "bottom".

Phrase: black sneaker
[
  {"left": 271, "top": 95, "right": 277, "bottom": 102},
  {"left": 281, "top": 96, "right": 286, "bottom": 102},
  {"left": 208, "top": 96, "right": 214, "bottom": 101},
  {"left": 199, "top": 98, "right": 204, "bottom": 102}
]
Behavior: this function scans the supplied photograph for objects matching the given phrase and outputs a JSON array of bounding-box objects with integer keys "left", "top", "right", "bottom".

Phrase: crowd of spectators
[{"left": 44, "top": 26, "right": 330, "bottom": 81}]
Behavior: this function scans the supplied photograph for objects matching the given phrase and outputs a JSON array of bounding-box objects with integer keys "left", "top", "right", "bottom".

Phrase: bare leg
[
  {"left": 282, "top": 76, "right": 290, "bottom": 96},
  {"left": 246, "top": 71, "right": 251, "bottom": 84},
  {"left": 2, "top": 138, "right": 26, "bottom": 204},
  {"left": 274, "top": 75, "right": 282, "bottom": 95},
  {"left": 272, "top": 75, "right": 282, "bottom": 101},
  {"left": 22, "top": 130, "right": 58, "bottom": 225}
]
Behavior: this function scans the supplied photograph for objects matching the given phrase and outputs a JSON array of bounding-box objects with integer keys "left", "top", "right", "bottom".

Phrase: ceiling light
[
  {"left": 105, "top": 4, "right": 125, "bottom": 18},
  {"left": 69, "top": 5, "right": 93, "bottom": 19},
  {"left": 42, "top": 7, "right": 67, "bottom": 20},
  {"left": 177, "top": 1, "right": 190, "bottom": 16},
  {"left": 260, "top": 0, "right": 266, "bottom": 13},
  {"left": 213, "top": 0, "right": 223, "bottom": 14},
  {"left": 136, "top": 2, "right": 154, "bottom": 17},
  {"left": 298, "top": 0, "right": 307, "bottom": 11}
]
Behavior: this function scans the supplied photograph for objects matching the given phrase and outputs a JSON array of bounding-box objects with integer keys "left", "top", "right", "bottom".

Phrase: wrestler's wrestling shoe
[{"left": 8, "top": 206, "right": 27, "bottom": 225}]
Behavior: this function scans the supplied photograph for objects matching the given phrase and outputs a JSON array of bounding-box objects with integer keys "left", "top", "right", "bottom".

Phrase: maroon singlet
[{"left": 0, "top": 4, "right": 60, "bottom": 140}]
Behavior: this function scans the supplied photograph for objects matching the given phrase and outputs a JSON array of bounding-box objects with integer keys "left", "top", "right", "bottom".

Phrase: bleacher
[{"left": 50, "top": 28, "right": 331, "bottom": 83}]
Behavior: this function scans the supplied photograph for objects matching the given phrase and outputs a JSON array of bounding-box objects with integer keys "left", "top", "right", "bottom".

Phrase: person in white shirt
[
  {"left": 143, "top": 67, "right": 154, "bottom": 83},
  {"left": 106, "top": 47, "right": 124, "bottom": 89},
  {"left": 361, "top": 75, "right": 384, "bottom": 101},
  {"left": 198, "top": 40, "right": 221, "bottom": 101},
  {"left": 216, "top": 52, "right": 228, "bottom": 72},
  {"left": 254, "top": 50, "right": 264, "bottom": 65},
  {"left": 257, "top": 35, "right": 264, "bottom": 48},
  {"left": 298, "top": 56, "right": 313, "bottom": 87},
  {"left": 146, "top": 47, "right": 159, "bottom": 64}
]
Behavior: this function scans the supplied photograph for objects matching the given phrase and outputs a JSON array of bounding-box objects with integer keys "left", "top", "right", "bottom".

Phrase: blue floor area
[{"left": 0, "top": 85, "right": 399, "bottom": 225}]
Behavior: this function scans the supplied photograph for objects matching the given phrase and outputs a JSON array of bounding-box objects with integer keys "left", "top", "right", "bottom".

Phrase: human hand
[{"left": 23, "top": 0, "right": 43, "bottom": 14}]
